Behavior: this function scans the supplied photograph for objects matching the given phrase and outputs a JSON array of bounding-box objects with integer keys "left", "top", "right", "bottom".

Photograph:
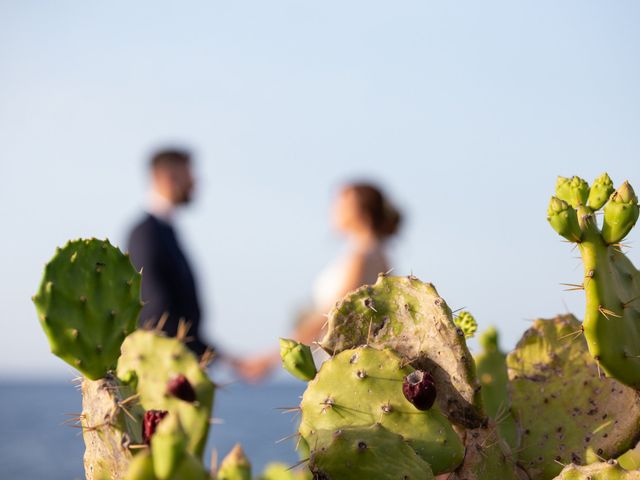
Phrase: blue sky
[{"left": 1, "top": 1, "right": 639, "bottom": 378}]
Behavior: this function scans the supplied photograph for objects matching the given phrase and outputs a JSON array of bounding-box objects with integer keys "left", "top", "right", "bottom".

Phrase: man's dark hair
[{"left": 150, "top": 149, "right": 191, "bottom": 170}]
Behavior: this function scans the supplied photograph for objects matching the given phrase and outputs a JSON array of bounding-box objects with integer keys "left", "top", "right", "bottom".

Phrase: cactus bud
[
  {"left": 453, "top": 311, "right": 477, "bottom": 338},
  {"left": 479, "top": 326, "right": 499, "bottom": 352},
  {"left": 587, "top": 173, "right": 614, "bottom": 210},
  {"left": 217, "top": 444, "right": 251, "bottom": 480},
  {"left": 142, "top": 409, "right": 168, "bottom": 445},
  {"left": 402, "top": 370, "right": 436, "bottom": 411},
  {"left": 279, "top": 338, "right": 317, "bottom": 381},
  {"left": 166, "top": 374, "right": 196, "bottom": 403},
  {"left": 556, "top": 176, "right": 589, "bottom": 207},
  {"left": 547, "top": 196, "right": 582, "bottom": 242},
  {"left": 151, "top": 413, "right": 187, "bottom": 480},
  {"left": 602, "top": 181, "right": 639, "bottom": 244}
]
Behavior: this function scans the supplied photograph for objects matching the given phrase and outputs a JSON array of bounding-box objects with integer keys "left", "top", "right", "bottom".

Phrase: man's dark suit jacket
[{"left": 128, "top": 214, "right": 210, "bottom": 356}]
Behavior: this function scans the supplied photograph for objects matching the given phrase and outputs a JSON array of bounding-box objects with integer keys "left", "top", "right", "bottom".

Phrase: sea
[{"left": 0, "top": 380, "right": 304, "bottom": 479}]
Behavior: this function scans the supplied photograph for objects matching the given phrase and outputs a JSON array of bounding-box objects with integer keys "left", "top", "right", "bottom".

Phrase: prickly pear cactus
[
  {"left": 553, "top": 460, "right": 640, "bottom": 479},
  {"left": 81, "top": 374, "right": 144, "bottom": 480},
  {"left": 619, "top": 442, "right": 640, "bottom": 471},
  {"left": 507, "top": 314, "right": 640, "bottom": 480},
  {"left": 474, "top": 327, "right": 518, "bottom": 449},
  {"left": 116, "top": 330, "right": 215, "bottom": 458},
  {"left": 33, "top": 239, "right": 142, "bottom": 380},
  {"left": 217, "top": 444, "right": 251, "bottom": 480},
  {"left": 320, "top": 274, "right": 483, "bottom": 428},
  {"left": 309, "top": 424, "right": 435, "bottom": 480},
  {"left": 299, "top": 346, "right": 464, "bottom": 475},
  {"left": 547, "top": 174, "right": 640, "bottom": 388}
]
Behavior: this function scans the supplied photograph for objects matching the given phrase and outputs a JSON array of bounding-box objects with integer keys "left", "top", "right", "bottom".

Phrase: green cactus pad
[
  {"left": 553, "top": 460, "right": 640, "bottom": 480},
  {"left": 123, "top": 450, "right": 209, "bottom": 480},
  {"left": 449, "top": 421, "right": 521, "bottom": 480},
  {"left": 474, "top": 327, "right": 518, "bottom": 450},
  {"left": 299, "top": 346, "right": 464, "bottom": 475},
  {"left": 308, "top": 425, "right": 435, "bottom": 480},
  {"left": 618, "top": 441, "right": 640, "bottom": 471},
  {"left": 124, "top": 452, "right": 156, "bottom": 480},
  {"left": 116, "top": 330, "right": 215, "bottom": 458},
  {"left": 217, "top": 444, "right": 251, "bottom": 480},
  {"left": 82, "top": 374, "right": 144, "bottom": 480},
  {"left": 320, "top": 275, "right": 483, "bottom": 428},
  {"left": 280, "top": 338, "right": 317, "bottom": 381},
  {"left": 548, "top": 175, "right": 640, "bottom": 388},
  {"left": 507, "top": 314, "right": 640, "bottom": 480},
  {"left": 33, "top": 238, "right": 142, "bottom": 380}
]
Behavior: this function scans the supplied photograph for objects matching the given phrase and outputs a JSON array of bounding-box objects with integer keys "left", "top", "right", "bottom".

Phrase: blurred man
[{"left": 127, "top": 148, "right": 213, "bottom": 357}]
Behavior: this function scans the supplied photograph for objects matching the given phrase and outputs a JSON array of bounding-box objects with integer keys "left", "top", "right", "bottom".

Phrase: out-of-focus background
[{"left": 1, "top": 1, "right": 639, "bottom": 478}]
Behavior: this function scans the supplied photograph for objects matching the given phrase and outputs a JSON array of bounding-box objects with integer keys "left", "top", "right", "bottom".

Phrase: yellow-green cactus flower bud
[
  {"left": 547, "top": 196, "right": 582, "bottom": 242},
  {"left": 151, "top": 413, "right": 187, "bottom": 480},
  {"left": 280, "top": 338, "right": 317, "bottom": 381},
  {"left": 602, "top": 181, "right": 639, "bottom": 244},
  {"left": 587, "top": 172, "right": 614, "bottom": 210},
  {"left": 453, "top": 311, "right": 477, "bottom": 338},
  {"left": 218, "top": 444, "right": 251, "bottom": 480}
]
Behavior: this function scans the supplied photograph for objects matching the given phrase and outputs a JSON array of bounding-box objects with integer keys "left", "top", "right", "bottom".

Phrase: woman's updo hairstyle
[{"left": 348, "top": 183, "right": 402, "bottom": 239}]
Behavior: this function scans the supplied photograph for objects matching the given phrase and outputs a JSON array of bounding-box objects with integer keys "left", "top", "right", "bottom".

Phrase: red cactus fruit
[
  {"left": 142, "top": 409, "right": 168, "bottom": 444},
  {"left": 402, "top": 370, "right": 436, "bottom": 410},
  {"left": 166, "top": 374, "right": 197, "bottom": 403}
]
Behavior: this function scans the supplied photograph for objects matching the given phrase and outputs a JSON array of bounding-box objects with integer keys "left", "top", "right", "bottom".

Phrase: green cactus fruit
[
  {"left": 150, "top": 413, "right": 187, "bottom": 480},
  {"left": 309, "top": 425, "right": 435, "bottom": 480},
  {"left": 124, "top": 452, "right": 156, "bottom": 480},
  {"left": 602, "top": 181, "right": 639, "bottom": 244},
  {"left": 453, "top": 311, "right": 477, "bottom": 338},
  {"left": 217, "top": 444, "right": 251, "bottom": 480},
  {"left": 547, "top": 196, "right": 583, "bottom": 242},
  {"left": 587, "top": 173, "right": 615, "bottom": 210},
  {"left": 556, "top": 175, "right": 590, "bottom": 208},
  {"left": 507, "top": 314, "right": 640, "bottom": 480},
  {"left": 299, "top": 346, "right": 464, "bottom": 475},
  {"left": 33, "top": 238, "right": 142, "bottom": 380},
  {"left": 258, "top": 463, "right": 310, "bottom": 480},
  {"left": 553, "top": 460, "right": 640, "bottom": 480},
  {"left": 549, "top": 175, "right": 640, "bottom": 388},
  {"left": 116, "top": 330, "right": 215, "bottom": 458},
  {"left": 81, "top": 374, "right": 144, "bottom": 480},
  {"left": 320, "top": 274, "right": 483, "bottom": 428},
  {"left": 474, "top": 327, "right": 518, "bottom": 450},
  {"left": 449, "top": 421, "right": 522, "bottom": 480},
  {"left": 279, "top": 338, "right": 317, "bottom": 381}
]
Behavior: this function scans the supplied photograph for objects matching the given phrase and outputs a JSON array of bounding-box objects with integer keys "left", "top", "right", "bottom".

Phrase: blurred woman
[{"left": 236, "top": 182, "right": 402, "bottom": 381}]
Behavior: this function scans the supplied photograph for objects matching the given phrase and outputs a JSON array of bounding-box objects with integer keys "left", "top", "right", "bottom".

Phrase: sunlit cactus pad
[
  {"left": 320, "top": 274, "right": 483, "bottom": 428},
  {"left": 33, "top": 238, "right": 142, "bottom": 380},
  {"left": 299, "top": 346, "right": 463, "bottom": 475},
  {"left": 116, "top": 330, "right": 215, "bottom": 458}
]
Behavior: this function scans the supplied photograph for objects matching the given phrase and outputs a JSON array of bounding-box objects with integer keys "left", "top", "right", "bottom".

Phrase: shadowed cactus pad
[
  {"left": 116, "top": 330, "right": 215, "bottom": 458},
  {"left": 309, "top": 425, "right": 435, "bottom": 480},
  {"left": 449, "top": 421, "right": 522, "bottom": 480},
  {"left": 507, "top": 314, "right": 640, "bottom": 480},
  {"left": 553, "top": 460, "right": 640, "bottom": 480},
  {"left": 299, "top": 346, "right": 464, "bottom": 475},
  {"left": 547, "top": 174, "right": 640, "bottom": 388},
  {"left": 33, "top": 238, "right": 142, "bottom": 380},
  {"left": 320, "top": 275, "right": 483, "bottom": 428}
]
